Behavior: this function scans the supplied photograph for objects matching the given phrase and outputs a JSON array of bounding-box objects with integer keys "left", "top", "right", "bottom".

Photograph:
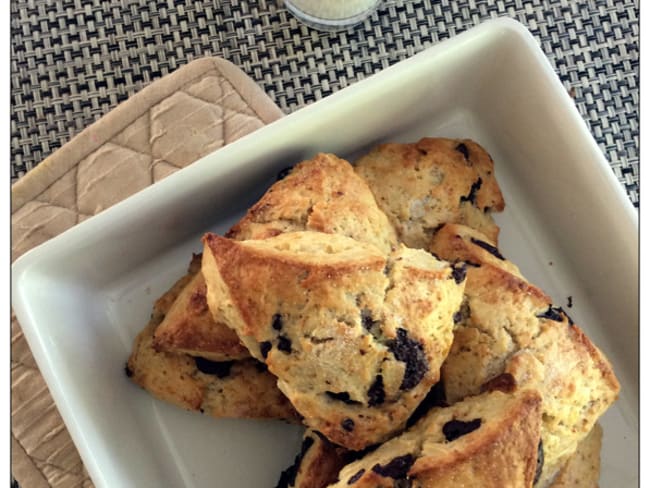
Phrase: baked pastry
[
  {"left": 550, "top": 423, "right": 602, "bottom": 488},
  {"left": 275, "top": 429, "right": 347, "bottom": 488},
  {"left": 227, "top": 152, "right": 398, "bottom": 254},
  {"left": 126, "top": 267, "right": 299, "bottom": 422},
  {"left": 354, "top": 137, "right": 505, "bottom": 249},
  {"left": 153, "top": 152, "right": 398, "bottom": 359},
  {"left": 152, "top": 254, "right": 249, "bottom": 361},
  {"left": 429, "top": 223, "right": 619, "bottom": 485},
  {"left": 328, "top": 388, "right": 542, "bottom": 487},
  {"left": 201, "top": 231, "right": 465, "bottom": 449}
]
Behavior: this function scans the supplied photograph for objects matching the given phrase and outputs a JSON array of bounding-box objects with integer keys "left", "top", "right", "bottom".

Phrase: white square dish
[{"left": 12, "top": 18, "right": 638, "bottom": 488}]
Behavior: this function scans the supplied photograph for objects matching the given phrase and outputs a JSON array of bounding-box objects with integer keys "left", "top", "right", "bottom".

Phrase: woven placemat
[
  {"left": 10, "top": 0, "right": 639, "bottom": 206},
  {"left": 11, "top": 56, "right": 284, "bottom": 488}
]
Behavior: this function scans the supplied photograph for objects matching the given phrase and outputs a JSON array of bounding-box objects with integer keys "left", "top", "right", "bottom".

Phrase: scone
[
  {"left": 152, "top": 254, "right": 249, "bottom": 361},
  {"left": 227, "top": 152, "right": 398, "bottom": 254},
  {"left": 550, "top": 423, "right": 602, "bottom": 488},
  {"left": 201, "top": 231, "right": 465, "bottom": 449},
  {"left": 355, "top": 137, "right": 505, "bottom": 249},
  {"left": 126, "top": 267, "right": 299, "bottom": 422},
  {"left": 275, "top": 429, "right": 347, "bottom": 488},
  {"left": 429, "top": 223, "right": 619, "bottom": 486},
  {"left": 154, "top": 152, "right": 398, "bottom": 359},
  {"left": 328, "top": 388, "right": 542, "bottom": 487}
]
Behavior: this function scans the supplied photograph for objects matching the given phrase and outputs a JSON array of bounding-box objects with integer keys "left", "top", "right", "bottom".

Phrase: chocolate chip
[
  {"left": 371, "top": 454, "right": 415, "bottom": 479},
  {"left": 367, "top": 375, "right": 385, "bottom": 406},
  {"left": 260, "top": 341, "right": 272, "bottom": 359},
  {"left": 124, "top": 364, "right": 133, "bottom": 378},
  {"left": 442, "top": 418, "right": 482, "bottom": 441},
  {"left": 326, "top": 391, "right": 362, "bottom": 406},
  {"left": 388, "top": 328, "right": 429, "bottom": 390},
  {"left": 453, "top": 300, "right": 471, "bottom": 325},
  {"left": 460, "top": 177, "right": 482, "bottom": 204},
  {"left": 394, "top": 480, "right": 413, "bottom": 488},
  {"left": 536, "top": 305, "right": 564, "bottom": 322},
  {"left": 272, "top": 313, "right": 284, "bottom": 331},
  {"left": 480, "top": 373, "right": 516, "bottom": 394},
  {"left": 274, "top": 435, "right": 315, "bottom": 488},
  {"left": 406, "top": 380, "right": 447, "bottom": 428},
  {"left": 450, "top": 262, "right": 467, "bottom": 284},
  {"left": 194, "top": 357, "right": 234, "bottom": 378},
  {"left": 276, "top": 166, "right": 294, "bottom": 181},
  {"left": 277, "top": 335, "right": 292, "bottom": 354},
  {"left": 361, "top": 308, "right": 376, "bottom": 330},
  {"left": 455, "top": 142, "right": 470, "bottom": 160},
  {"left": 347, "top": 469, "right": 365, "bottom": 484},
  {"left": 470, "top": 237, "right": 505, "bottom": 260},
  {"left": 341, "top": 418, "right": 355, "bottom": 432},
  {"left": 534, "top": 440, "right": 544, "bottom": 485},
  {"left": 361, "top": 308, "right": 382, "bottom": 339},
  {"left": 538, "top": 305, "right": 574, "bottom": 326},
  {"left": 567, "top": 296, "right": 573, "bottom": 308}
]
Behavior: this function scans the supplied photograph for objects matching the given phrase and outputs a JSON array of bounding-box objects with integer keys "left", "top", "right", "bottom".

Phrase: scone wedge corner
[
  {"left": 152, "top": 254, "right": 250, "bottom": 361},
  {"left": 201, "top": 230, "right": 466, "bottom": 450},
  {"left": 126, "top": 258, "right": 299, "bottom": 422},
  {"left": 328, "top": 388, "right": 543, "bottom": 488}
]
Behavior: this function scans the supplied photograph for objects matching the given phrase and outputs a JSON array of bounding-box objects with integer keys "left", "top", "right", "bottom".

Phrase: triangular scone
[
  {"left": 429, "top": 224, "right": 619, "bottom": 486},
  {"left": 550, "top": 423, "right": 602, "bottom": 488},
  {"left": 126, "top": 266, "right": 299, "bottom": 422},
  {"left": 275, "top": 429, "right": 347, "bottom": 488},
  {"left": 328, "top": 389, "right": 542, "bottom": 488},
  {"left": 202, "top": 231, "right": 465, "bottom": 449},
  {"left": 153, "top": 153, "right": 398, "bottom": 359},
  {"left": 227, "top": 152, "right": 398, "bottom": 254},
  {"left": 354, "top": 137, "right": 505, "bottom": 249},
  {"left": 153, "top": 254, "right": 249, "bottom": 361}
]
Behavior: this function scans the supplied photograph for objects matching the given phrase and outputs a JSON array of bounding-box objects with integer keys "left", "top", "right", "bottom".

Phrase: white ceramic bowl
[{"left": 12, "top": 18, "right": 638, "bottom": 487}]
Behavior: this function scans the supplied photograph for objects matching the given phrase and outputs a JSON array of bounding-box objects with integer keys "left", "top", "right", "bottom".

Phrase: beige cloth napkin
[{"left": 11, "top": 57, "right": 284, "bottom": 488}]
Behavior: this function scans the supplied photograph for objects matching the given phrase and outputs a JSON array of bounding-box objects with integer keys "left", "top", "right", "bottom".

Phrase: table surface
[{"left": 10, "top": 0, "right": 639, "bottom": 208}]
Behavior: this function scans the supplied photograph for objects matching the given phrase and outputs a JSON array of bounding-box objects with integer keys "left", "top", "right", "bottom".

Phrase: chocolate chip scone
[
  {"left": 227, "top": 152, "right": 398, "bottom": 254},
  {"left": 153, "top": 152, "right": 398, "bottom": 360},
  {"left": 126, "top": 264, "right": 299, "bottom": 422},
  {"left": 152, "top": 254, "right": 249, "bottom": 361},
  {"left": 354, "top": 137, "right": 505, "bottom": 249},
  {"left": 275, "top": 429, "right": 347, "bottom": 488},
  {"left": 328, "top": 388, "right": 542, "bottom": 488},
  {"left": 201, "top": 231, "right": 465, "bottom": 449},
  {"left": 429, "top": 223, "right": 619, "bottom": 486}
]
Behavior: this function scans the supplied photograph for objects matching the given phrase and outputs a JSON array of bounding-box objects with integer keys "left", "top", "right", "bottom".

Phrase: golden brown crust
[
  {"left": 126, "top": 265, "right": 300, "bottom": 422},
  {"left": 202, "top": 231, "right": 465, "bottom": 450},
  {"left": 355, "top": 138, "right": 505, "bottom": 249},
  {"left": 153, "top": 270, "right": 249, "bottom": 361},
  {"left": 328, "top": 389, "right": 542, "bottom": 488},
  {"left": 227, "top": 152, "right": 398, "bottom": 254},
  {"left": 429, "top": 224, "right": 619, "bottom": 485}
]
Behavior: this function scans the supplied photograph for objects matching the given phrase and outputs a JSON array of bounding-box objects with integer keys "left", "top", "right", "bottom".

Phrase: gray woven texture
[{"left": 11, "top": 0, "right": 639, "bottom": 206}]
